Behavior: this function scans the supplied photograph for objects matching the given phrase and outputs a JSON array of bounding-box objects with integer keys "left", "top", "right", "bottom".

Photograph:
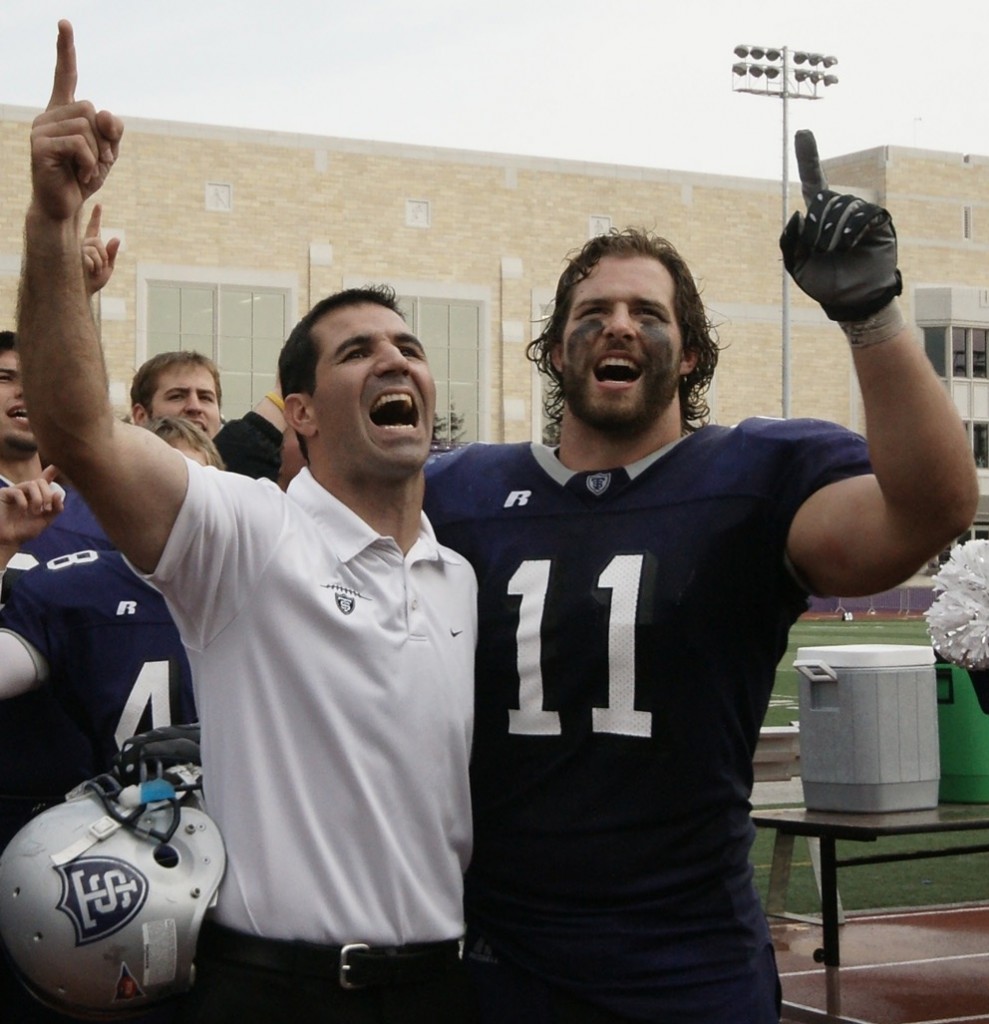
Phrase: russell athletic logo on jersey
[{"left": 55, "top": 856, "right": 149, "bottom": 945}]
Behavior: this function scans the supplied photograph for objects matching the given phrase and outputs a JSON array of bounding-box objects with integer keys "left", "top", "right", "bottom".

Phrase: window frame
[{"left": 137, "top": 264, "right": 297, "bottom": 420}]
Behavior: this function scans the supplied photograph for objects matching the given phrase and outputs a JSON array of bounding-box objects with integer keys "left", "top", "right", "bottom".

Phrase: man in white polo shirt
[{"left": 16, "top": 22, "right": 478, "bottom": 1024}]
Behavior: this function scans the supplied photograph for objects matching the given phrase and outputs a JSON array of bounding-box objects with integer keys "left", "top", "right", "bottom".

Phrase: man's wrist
[
  {"left": 839, "top": 298, "right": 906, "bottom": 349},
  {"left": 25, "top": 203, "right": 84, "bottom": 254}
]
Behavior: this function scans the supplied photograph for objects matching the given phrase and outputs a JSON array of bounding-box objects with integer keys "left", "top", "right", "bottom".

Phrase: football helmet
[{"left": 0, "top": 737, "right": 224, "bottom": 1019}]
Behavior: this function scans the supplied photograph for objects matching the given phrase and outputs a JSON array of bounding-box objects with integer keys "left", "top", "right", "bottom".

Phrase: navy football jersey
[
  {"left": 0, "top": 483, "right": 114, "bottom": 851},
  {"left": 424, "top": 418, "right": 871, "bottom": 1018},
  {"left": 0, "top": 480, "right": 113, "bottom": 601},
  {"left": 0, "top": 548, "right": 196, "bottom": 775}
]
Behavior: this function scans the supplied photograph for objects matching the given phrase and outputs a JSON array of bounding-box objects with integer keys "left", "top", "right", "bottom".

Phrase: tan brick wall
[{"left": 3, "top": 106, "right": 988, "bottom": 451}]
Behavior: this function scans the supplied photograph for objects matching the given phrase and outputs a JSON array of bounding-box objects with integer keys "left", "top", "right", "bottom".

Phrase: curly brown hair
[{"left": 527, "top": 228, "right": 720, "bottom": 436}]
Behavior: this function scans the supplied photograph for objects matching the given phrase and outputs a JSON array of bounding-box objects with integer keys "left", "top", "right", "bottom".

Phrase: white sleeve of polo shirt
[{"left": 146, "top": 461, "right": 287, "bottom": 651}]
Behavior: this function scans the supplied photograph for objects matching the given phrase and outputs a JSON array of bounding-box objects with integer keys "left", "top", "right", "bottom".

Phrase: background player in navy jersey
[
  {"left": 0, "top": 546, "right": 197, "bottom": 774},
  {"left": 0, "top": 330, "right": 113, "bottom": 599},
  {"left": 0, "top": 421, "right": 214, "bottom": 1024},
  {"left": 0, "top": 335, "right": 114, "bottom": 883},
  {"left": 0, "top": 417, "right": 218, "bottom": 770},
  {"left": 424, "top": 134, "right": 978, "bottom": 1022}
]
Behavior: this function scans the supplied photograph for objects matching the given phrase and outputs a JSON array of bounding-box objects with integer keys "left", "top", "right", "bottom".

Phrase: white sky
[{"left": 1, "top": 1, "right": 985, "bottom": 183}]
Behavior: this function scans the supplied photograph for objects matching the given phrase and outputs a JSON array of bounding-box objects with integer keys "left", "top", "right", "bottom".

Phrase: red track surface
[{"left": 773, "top": 904, "right": 989, "bottom": 1023}]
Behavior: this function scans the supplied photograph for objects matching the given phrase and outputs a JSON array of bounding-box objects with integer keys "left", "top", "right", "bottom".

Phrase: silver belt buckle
[{"left": 339, "top": 942, "right": 370, "bottom": 989}]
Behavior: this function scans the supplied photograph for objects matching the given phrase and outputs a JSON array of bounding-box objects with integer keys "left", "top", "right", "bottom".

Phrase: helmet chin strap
[
  {"left": 84, "top": 773, "right": 185, "bottom": 845},
  {"left": 49, "top": 806, "right": 124, "bottom": 867},
  {"left": 50, "top": 757, "right": 205, "bottom": 866}
]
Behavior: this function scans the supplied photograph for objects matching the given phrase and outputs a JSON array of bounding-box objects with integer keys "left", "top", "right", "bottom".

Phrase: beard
[
  {"left": 1, "top": 431, "right": 39, "bottom": 458},
  {"left": 559, "top": 340, "right": 682, "bottom": 438}
]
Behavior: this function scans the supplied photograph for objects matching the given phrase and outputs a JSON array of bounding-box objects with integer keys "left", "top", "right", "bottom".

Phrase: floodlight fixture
[{"left": 729, "top": 43, "right": 841, "bottom": 419}]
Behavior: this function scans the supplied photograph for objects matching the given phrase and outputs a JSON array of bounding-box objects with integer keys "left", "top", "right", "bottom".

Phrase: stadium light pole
[{"left": 731, "top": 45, "right": 839, "bottom": 418}]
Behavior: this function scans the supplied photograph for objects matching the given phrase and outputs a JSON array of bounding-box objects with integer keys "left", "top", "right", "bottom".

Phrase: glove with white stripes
[{"left": 780, "top": 129, "right": 902, "bottom": 323}]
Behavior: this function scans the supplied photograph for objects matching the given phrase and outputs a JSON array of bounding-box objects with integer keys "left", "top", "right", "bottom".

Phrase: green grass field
[
  {"left": 763, "top": 617, "right": 932, "bottom": 728},
  {"left": 752, "top": 616, "right": 989, "bottom": 915}
]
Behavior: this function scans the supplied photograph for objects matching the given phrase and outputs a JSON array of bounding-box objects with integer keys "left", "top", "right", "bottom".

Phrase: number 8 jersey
[{"left": 424, "top": 417, "right": 871, "bottom": 1018}]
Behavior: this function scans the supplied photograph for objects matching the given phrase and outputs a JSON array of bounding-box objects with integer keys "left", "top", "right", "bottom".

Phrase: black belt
[{"left": 198, "top": 921, "right": 462, "bottom": 989}]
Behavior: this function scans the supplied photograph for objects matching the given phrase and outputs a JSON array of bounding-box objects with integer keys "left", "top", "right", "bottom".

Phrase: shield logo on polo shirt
[
  {"left": 586, "top": 472, "right": 611, "bottom": 496},
  {"left": 55, "top": 856, "right": 149, "bottom": 945},
  {"left": 335, "top": 593, "right": 355, "bottom": 615}
]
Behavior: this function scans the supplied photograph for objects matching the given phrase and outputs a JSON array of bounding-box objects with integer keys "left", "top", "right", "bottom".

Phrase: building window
[
  {"left": 923, "top": 326, "right": 947, "bottom": 377},
  {"left": 953, "top": 326, "right": 968, "bottom": 376},
  {"left": 397, "top": 296, "right": 481, "bottom": 445},
  {"left": 146, "top": 282, "right": 290, "bottom": 418},
  {"left": 934, "top": 325, "right": 989, "bottom": 381},
  {"left": 964, "top": 205, "right": 974, "bottom": 240},
  {"left": 974, "top": 329, "right": 988, "bottom": 379},
  {"left": 974, "top": 422, "right": 989, "bottom": 469}
]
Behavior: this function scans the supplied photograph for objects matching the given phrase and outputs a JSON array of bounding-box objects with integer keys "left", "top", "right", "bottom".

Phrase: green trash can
[{"left": 936, "top": 663, "right": 989, "bottom": 802}]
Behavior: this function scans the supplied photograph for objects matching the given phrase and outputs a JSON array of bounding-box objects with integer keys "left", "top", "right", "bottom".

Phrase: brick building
[{"left": 2, "top": 103, "right": 987, "bottom": 530}]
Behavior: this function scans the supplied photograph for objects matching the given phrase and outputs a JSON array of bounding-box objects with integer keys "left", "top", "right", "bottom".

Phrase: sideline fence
[{"left": 806, "top": 584, "right": 935, "bottom": 618}]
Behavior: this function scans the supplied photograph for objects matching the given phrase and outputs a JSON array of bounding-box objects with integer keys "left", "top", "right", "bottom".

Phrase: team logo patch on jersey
[
  {"left": 56, "top": 856, "right": 149, "bottom": 945},
  {"left": 586, "top": 472, "right": 611, "bottom": 496}
]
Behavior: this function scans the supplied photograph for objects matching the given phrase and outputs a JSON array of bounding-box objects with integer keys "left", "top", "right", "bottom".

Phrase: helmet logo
[{"left": 56, "top": 856, "right": 149, "bottom": 946}]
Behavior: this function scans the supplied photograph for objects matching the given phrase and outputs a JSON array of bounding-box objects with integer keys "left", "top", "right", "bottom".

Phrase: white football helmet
[{"left": 0, "top": 758, "right": 224, "bottom": 1019}]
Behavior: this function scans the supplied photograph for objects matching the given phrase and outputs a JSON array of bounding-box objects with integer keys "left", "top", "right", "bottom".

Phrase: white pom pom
[{"left": 926, "top": 540, "right": 989, "bottom": 669}]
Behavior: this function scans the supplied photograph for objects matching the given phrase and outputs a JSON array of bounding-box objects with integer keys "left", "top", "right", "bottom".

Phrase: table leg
[
  {"left": 766, "top": 831, "right": 796, "bottom": 915},
  {"left": 818, "top": 837, "right": 840, "bottom": 967},
  {"left": 818, "top": 836, "right": 841, "bottom": 1018}
]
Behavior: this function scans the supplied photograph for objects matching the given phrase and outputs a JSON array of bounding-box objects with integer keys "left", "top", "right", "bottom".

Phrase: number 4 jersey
[
  {"left": 424, "top": 418, "right": 871, "bottom": 1017},
  {"left": 0, "top": 549, "right": 197, "bottom": 781}
]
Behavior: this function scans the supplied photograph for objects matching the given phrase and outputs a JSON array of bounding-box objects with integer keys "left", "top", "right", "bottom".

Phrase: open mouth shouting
[
  {"left": 594, "top": 356, "right": 642, "bottom": 384},
  {"left": 369, "top": 392, "right": 419, "bottom": 429}
]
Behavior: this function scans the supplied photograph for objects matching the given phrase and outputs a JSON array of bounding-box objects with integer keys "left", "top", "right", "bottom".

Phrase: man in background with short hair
[{"left": 130, "top": 350, "right": 222, "bottom": 438}]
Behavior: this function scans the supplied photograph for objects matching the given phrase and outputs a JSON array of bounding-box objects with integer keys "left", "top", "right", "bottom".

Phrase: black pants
[
  {"left": 177, "top": 933, "right": 480, "bottom": 1024},
  {"left": 465, "top": 931, "right": 782, "bottom": 1024}
]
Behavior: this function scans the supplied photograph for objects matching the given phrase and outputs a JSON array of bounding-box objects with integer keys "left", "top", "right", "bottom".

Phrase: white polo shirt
[{"left": 146, "top": 464, "right": 476, "bottom": 945}]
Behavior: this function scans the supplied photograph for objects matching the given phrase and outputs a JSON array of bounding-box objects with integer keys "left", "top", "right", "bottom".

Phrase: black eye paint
[
  {"left": 639, "top": 321, "right": 673, "bottom": 347},
  {"left": 569, "top": 319, "right": 603, "bottom": 344}
]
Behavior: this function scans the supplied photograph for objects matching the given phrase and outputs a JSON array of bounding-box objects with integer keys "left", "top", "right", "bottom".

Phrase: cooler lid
[{"left": 794, "top": 643, "right": 935, "bottom": 669}]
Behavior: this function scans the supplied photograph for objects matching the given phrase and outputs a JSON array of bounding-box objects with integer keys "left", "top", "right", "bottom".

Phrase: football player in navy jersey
[
  {"left": 0, "top": 422, "right": 214, "bottom": 1024},
  {"left": 424, "top": 133, "right": 978, "bottom": 1023},
  {"left": 0, "top": 334, "right": 115, "bottom": 875},
  {"left": 0, "top": 546, "right": 197, "bottom": 777},
  {"left": 0, "top": 330, "right": 113, "bottom": 601},
  {"left": 0, "top": 417, "right": 217, "bottom": 786}
]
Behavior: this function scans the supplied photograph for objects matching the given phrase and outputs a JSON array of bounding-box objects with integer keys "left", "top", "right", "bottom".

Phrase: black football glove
[
  {"left": 113, "top": 723, "right": 202, "bottom": 785},
  {"left": 780, "top": 130, "right": 902, "bottom": 322}
]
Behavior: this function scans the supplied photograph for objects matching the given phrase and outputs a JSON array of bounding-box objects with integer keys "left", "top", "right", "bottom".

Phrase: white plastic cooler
[{"left": 794, "top": 643, "right": 939, "bottom": 813}]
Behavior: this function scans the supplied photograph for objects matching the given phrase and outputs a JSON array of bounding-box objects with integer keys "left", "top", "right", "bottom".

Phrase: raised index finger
[
  {"left": 795, "top": 129, "right": 828, "bottom": 206},
  {"left": 47, "top": 19, "right": 77, "bottom": 110},
  {"left": 84, "top": 203, "right": 103, "bottom": 241}
]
